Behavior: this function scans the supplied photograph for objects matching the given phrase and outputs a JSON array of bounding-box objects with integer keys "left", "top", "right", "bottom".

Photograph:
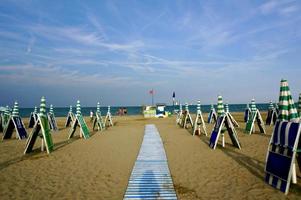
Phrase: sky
[{"left": 0, "top": 0, "right": 301, "bottom": 107}]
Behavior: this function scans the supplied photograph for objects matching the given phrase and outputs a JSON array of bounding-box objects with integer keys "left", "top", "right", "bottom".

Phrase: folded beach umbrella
[
  {"left": 97, "top": 102, "right": 100, "bottom": 113},
  {"left": 278, "top": 79, "right": 299, "bottom": 122},
  {"left": 217, "top": 95, "right": 224, "bottom": 116},
  {"left": 224, "top": 103, "right": 229, "bottom": 113},
  {"left": 268, "top": 101, "right": 274, "bottom": 110},
  {"left": 76, "top": 100, "right": 81, "bottom": 116},
  {"left": 12, "top": 101, "right": 19, "bottom": 117},
  {"left": 298, "top": 93, "right": 301, "bottom": 117},
  {"left": 40, "top": 96, "right": 47, "bottom": 116},
  {"left": 250, "top": 99, "right": 257, "bottom": 113}
]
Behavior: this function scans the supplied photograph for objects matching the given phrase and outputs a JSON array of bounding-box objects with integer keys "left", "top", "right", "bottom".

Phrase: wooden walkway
[{"left": 124, "top": 124, "right": 177, "bottom": 199}]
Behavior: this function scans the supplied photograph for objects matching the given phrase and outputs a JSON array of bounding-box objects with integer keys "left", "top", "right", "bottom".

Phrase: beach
[{"left": 0, "top": 113, "right": 300, "bottom": 200}]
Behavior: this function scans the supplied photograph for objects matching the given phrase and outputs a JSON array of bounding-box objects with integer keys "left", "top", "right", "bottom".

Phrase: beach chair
[
  {"left": 104, "top": 106, "right": 113, "bottom": 127},
  {"left": 93, "top": 112, "right": 105, "bottom": 131},
  {"left": 265, "top": 121, "right": 301, "bottom": 194},
  {"left": 68, "top": 114, "right": 90, "bottom": 139},
  {"left": 65, "top": 111, "right": 75, "bottom": 127},
  {"left": 28, "top": 112, "right": 38, "bottom": 128},
  {"left": 209, "top": 114, "right": 241, "bottom": 150},
  {"left": 244, "top": 107, "right": 251, "bottom": 123},
  {"left": 245, "top": 109, "right": 266, "bottom": 135},
  {"left": 24, "top": 113, "right": 54, "bottom": 154},
  {"left": 207, "top": 108, "right": 217, "bottom": 124},
  {"left": 2, "top": 115, "right": 27, "bottom": 140},
  {"left": 193, "top": 101, "right": 207, "bottom": 136},
  {"left": 48, "top": 112, "right": 58, "bottom": 131},
  {"left": 266, "top": 108, "right": 278, "bottom": 126}
]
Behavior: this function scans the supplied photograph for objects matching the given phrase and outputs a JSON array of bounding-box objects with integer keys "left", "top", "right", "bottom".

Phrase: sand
[{"left": 0, "top": 113, "right": 300, "bottom": 200}]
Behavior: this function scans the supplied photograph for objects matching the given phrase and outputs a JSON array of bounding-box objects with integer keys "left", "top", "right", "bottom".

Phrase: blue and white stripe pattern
[
  {"left": 124, "top": 124, "right": 177, "bottom": 199},
  {"left": 265, "top": 120, "right": 301, "bottom": 194}
]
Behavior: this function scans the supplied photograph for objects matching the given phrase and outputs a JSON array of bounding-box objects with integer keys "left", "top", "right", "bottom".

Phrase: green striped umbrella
[
  {"left": 5, "top": 105, "right": 10, "bottom": 115},
  {"left": 298, "top": 93, "right": 301, "bottom": 117},
  {"left": 97, "top": 102, "right": 100, "bottom": 113},
  {"left": 278, "top": 79, "right": 299, "bottom": 122},
  {"left": 224, "top": 103, "right": 229, "bottom": 113},
  {"left": 210, "top": 104, "right": 214, "bottom": 111},
  {"left": 12, "top": 101, "right": 19, "bottom": 117},
  {"left": 217, "top": 95, "right": 224, "bottom": 116},
  {"left": 246, "top": 103, "right": 249, "bottom": 110},
  {"left": 185, "top": 103, "right": 189, "bottom": 112},
  {"left": 268, "top": 101, "right": 274, "bottom": 110},
  {"left": 76, "top": 100, "right": 81, "bottom": 116},
  {"left": 69, "top": 105, "right": 72, "bottom": 113},
  {"left": 250, "top": 99, "right": 257, "bottom": 113},
  {"left": 39, "top": 96, "right": 47, "bottom": 117},
  {"left": 49, "top": 104, "right": 54, "bottom": 114},
  {"left": 196, "top": 100, "right": 201, "bottom": 114},
  {"left": 107, "top": 106, "right": 111, "bottom": 114},
  {"left": 34, "top": 106, "right": 37, "bottom": 113}
]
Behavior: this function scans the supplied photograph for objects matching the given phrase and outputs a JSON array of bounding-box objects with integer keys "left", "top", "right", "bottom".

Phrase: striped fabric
[
  {"left": 34, "top": 106, "right": 37, "bottom": 113},
  {"left": 185, "top": 103, "right": 189, "bottom": 113},
  {"left": 76, "top": 100, "right": 81, "bottom": 116},
  {"left": 12, "top": 101, "right": 19, "bottom": 117},
  {"left": 97, "top": 102, "right": 100, "bottom": 113},
  {"left": 278, "top": 79, "right": 299, "bottom": 122},
  {"left": 250, "top": 99, "right": 257, "bottom": 112},
  {"left": 269, "top": 101, "right": 274, "bottom": 110},
  {"left": 217, "top": 95, "right": 224, "bottom": 116},
  {"left": 265, "top": 120, "right": 301, "bottom": 194},
  {"left": 224, "top": 103, "right": 229, "bottom": 113},
  {"left": 69, "top": 105, "right": 72, "bottom": 113},
  {"left": 39, "top": 97, "right": 47, "bottom": 116},
  {"left": 196, "top": 100, "right": 201, "bottom": 115},
  {"left": 271, "top": 121, "right": 300, "bottom": 148},
  {"left": 49, "top": 104, "right": 54, "bottom": 114},
  {"left": 298, "top": 93, "right": 301, "bottom": 117}
]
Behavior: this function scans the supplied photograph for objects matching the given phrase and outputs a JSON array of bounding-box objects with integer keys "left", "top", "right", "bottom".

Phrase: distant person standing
[
  {"left": 90, "top": 110, "right": 94, "bottom": 122},
  {"left": 124, "top": 107, "right": 127, "bottom": 115}
]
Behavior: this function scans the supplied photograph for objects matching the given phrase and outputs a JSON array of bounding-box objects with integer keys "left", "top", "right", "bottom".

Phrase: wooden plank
[{"left": 124, "top": 124, "right": 177, "bottom": 200}]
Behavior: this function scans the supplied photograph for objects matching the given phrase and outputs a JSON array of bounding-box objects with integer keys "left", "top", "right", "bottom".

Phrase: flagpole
[{"left": 152, "top": 88, "right": 154, "bottom": 106}]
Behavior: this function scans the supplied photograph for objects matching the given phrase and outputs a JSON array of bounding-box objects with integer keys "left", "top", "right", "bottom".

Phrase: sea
[{"left": 14, "top": 103, "right": 272, "bottom": 118}]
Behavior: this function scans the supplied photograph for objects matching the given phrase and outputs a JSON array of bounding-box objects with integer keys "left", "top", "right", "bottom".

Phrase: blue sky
[{"left": 0, "top": 0, "right": 301, "bottom": 107}]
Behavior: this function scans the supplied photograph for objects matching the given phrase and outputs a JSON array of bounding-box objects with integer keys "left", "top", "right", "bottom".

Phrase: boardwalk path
[{"left": 124, "top": 124, "right": 177, "bottom": 199}]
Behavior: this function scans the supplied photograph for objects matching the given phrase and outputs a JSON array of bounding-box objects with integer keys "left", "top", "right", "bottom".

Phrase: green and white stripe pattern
[
  {"left": 298, "top": 93, "right": 301, "bottom": 117},
  {"left": 268, "top": 101, "right": 274, "bottom": 110},
  {"left": 97, "top": 102, "right": 100, "bottom": 113},
  {"left": 278, "top": 79, "right": 299, "bottom": 122},
  {"left": 39, "top": 96, "right": 47, "bottom": 117},
  {"left": 5, "top": 105, "right": 10, "bottom": 116},
  {"left": 12, "top": 101, "right": 19, "bottom": 117},
  {"left": 250, "top": 99, "right": 257, "bottom": 113},
  {"left": 210, "top": 104, "right": 214, "bottom": 111},
  {"left": 34, "top": 106, "right": 37, "bottom": 113},
  {"left": 76, "top": 100, "right": 81, "bottom": 116},
  {"left": 49, "top": 104, "right": 54, "bottom": 114},
  {"left": 197, "top": 100, "right": 201, "bottom": 114},
  {"left": 69, "top": 105, "right": 72, "bottom": 113},
  {"left": 185, "top": 103, "right": 189, "bottom": 113},
  {"left": 224, "top": 103, "right": 229, "bottom": 113},
  {"left": 107, "top": 106, "right": 111, "bottom": 114},
  {"left": 217, "top": 95, "right": 224, "bottom": 116}
]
